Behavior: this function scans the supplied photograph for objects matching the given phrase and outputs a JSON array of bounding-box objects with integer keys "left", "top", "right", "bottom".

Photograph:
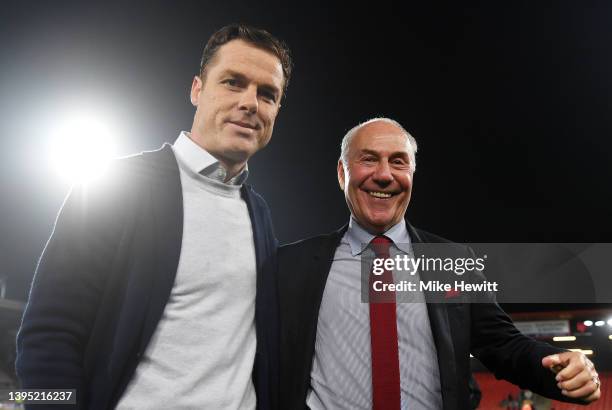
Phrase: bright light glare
[
  {"left": 607, "top": 318, "right": 612, "bottom": 327},
  {"left": 553, "top": 336, "right": 576, "bottom": 342},
  {"left": 584, "top": 320, "right": 593, "bottom": 327},
  {"left": 49, "top": 113, "right": 117, "bottom": 183},
  {"left": 595, "top": 320, "right": 605, "bottom": 327}
]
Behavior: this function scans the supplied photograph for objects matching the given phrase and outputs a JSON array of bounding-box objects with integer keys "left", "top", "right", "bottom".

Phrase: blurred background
[{"left": 1, "top": 1, "right": 611, "bottom": 408}]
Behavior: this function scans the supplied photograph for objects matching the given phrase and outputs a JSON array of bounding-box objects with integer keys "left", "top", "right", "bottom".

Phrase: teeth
[{"left": 368, "top": 191, "right": 392, "bottom": 198}]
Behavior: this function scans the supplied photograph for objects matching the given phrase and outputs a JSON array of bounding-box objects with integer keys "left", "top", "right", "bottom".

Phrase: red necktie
[{"left": 369, "top": 235, "right": 401, "bottom": 410}]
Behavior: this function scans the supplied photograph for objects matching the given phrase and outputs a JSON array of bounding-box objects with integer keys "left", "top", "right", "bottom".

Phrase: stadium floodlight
[
  {"left": 49, "top": 112, "right": 117, "bottom": 184},
  {"left": 552, "top": 336, "right": 576, "bottom": 342}
]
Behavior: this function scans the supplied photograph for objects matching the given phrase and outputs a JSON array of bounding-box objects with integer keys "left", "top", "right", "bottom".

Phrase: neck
[
  {"left": 187, "top": 131, "right": 246, "bottom": 182},
  {"left": 352, "top": 218, "right": 387, "bottom": 236}
]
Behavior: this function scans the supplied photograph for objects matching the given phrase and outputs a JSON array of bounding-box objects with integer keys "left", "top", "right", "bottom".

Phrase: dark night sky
[{"left": 1, "top": 1, "right": 611, "bottom": 302}]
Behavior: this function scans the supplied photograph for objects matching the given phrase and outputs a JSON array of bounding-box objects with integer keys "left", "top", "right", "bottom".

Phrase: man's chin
[
  {"left": 222, "top": 141, "right": 258, "bottom": 162},
  {"left": 360, "top": 218, "right": 396, "bottom": 235}
]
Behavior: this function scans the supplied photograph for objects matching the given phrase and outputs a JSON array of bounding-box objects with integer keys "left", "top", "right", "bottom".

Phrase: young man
[{"left": 17, "top": 24, "right": 292, "bottom": 410}]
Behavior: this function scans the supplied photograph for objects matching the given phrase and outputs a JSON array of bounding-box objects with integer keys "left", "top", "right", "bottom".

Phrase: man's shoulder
[
  {"left": 277, "top": 229, "right": 344, "bottom": 283},
  {"left": 63, "top": 144, "right": 178, "bottom": 211},
  {"left": 112, "top": 143, "right": 176, "bottom": 176},
  {"left": 278, "top": 223, "right": 456, "bottom": 255},
  {"left": 409, "top": 224, "right": 454, "bottom": 244},
  {"left": 82, "top": 143, "right": 173, "bottom": 182},
  {"left": 410, "top": 224, "right": 475, "bottom": 256},
  {"left": 279, "top": 227, "right": 345, "bottom": 259}
]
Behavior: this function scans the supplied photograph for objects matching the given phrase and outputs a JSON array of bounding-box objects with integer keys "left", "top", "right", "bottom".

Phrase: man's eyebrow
[
  {"left": 259, "top": 84, "right": 280, "bottom": 98},
  {"left": 359, "top": 149, "right": 410, "bottom": 159},
  {"left": 389, "top": 151, "right": 410, "bottom": 159},
  {"left": 221, "top": 69, "right": 281, "bottom": 97},
  {"left": 219, "top": 69, "right": 247, "bottom": 82}
]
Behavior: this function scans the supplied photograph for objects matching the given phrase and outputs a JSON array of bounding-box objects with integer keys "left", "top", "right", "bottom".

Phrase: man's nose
[
  {"left": 238, "top": 85, "right": 258, "bottom": 114},
  {"left": 372, "top": 161, "right": 393, "bottom": 186}
]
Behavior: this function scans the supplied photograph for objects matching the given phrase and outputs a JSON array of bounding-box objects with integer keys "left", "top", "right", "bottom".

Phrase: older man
[
  {"left": 17, "top": 24, "right": 291, "bottom": 410},
  {"left": 278, "top": 118, "right": 600, "bottom": 409}
]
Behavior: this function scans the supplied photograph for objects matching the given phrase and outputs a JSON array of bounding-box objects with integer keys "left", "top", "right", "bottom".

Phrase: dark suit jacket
[
  {"left": 16, "top": 145, "right": 279, "bottom": 410},
  {"left": 278, "top": 222, "right": 579, "bottom": 410}
]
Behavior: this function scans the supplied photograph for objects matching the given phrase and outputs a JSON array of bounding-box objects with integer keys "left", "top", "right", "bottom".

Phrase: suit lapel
[
  {"left": 407, "top": 223, "right": 459, "bottom": 410},
  {"left": 241, "top": 184, "right": 277, "bottom": 410},
  {"left": 312, "top": 225, "right": 347, "bottom": 297},
  {"left": 241, "top": 184, "right": 271, "bottom": 277},
  {"left": 241, "top": 184, "right": 275, "bottom": 356},
  {"left": 139, "top": 145, "right": 184, "bottom": 353},
  {"left": 306, "top": 226, "right": 347, "bottom": 353},
  {"left": 108, "top": 145, "right": 184, "bottom": 406}
]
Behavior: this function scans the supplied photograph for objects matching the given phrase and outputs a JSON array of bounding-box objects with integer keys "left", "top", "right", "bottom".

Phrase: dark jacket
[
  {"left": 278, "top": 222, "right": 578, "bottom": 410},
  {"left": 16, "top": 145, "right": 279, "bottom": 410}
]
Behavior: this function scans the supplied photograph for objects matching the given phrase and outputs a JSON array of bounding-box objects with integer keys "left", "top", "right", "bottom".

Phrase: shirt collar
[
  {"left": 172, "top": 131, "right": 249, "bottom": 185},
  {"left": 345, "top": 217, "right": 412, "bottom": 256}
]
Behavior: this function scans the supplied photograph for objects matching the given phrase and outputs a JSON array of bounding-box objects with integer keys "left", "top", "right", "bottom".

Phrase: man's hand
[{"left": 542, "top": 352, "right": 601, "bottom": 403}]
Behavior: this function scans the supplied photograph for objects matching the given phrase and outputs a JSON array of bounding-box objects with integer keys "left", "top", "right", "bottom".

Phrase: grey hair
[{"left": 339, "top": 117, "right": 418, "bottom": 172}]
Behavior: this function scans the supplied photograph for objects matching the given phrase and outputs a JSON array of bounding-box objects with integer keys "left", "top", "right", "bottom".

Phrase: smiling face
[
  {"left": 189, "top": 39, "right": 284, "bottom": 170},
  {"left": 338, "top": 121, "right": 415, "bottom": 234}
]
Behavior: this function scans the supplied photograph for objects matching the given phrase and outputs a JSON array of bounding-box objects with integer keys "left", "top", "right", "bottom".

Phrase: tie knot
[{"left": 371, "top": 235, "right": 392, "bottom": 258}]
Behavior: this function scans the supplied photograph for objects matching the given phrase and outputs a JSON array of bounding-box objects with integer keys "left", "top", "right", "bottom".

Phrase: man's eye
[
  {"left": 223, "top": 79, "right": 239, "bottom": 87},
  {"left": 260, "top": 92, "right": 276, "bottom": 103}
]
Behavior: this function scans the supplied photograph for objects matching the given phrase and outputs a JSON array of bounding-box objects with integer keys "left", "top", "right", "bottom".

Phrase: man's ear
[
  {"left": 190, "top": 75, "right": 203, "bottom": 106},
  {"left": 337, "top": 160, "right": 346, "bottom": 191}
]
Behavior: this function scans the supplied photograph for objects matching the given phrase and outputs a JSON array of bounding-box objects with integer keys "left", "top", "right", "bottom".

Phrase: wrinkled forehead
[{"left": 350, "top": 121, "right": 413, "bottom": 156}]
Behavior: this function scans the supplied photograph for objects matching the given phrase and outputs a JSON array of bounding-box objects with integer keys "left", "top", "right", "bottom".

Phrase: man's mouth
[
  {"left": 366, "top": 190, "right": 396, "bottom": 199},
  {"left": 228, "top": 120, "right": 259, "bottom": 130}
]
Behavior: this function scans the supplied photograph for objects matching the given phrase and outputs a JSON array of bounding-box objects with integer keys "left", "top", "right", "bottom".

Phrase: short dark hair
[{"left": 199, "top": 23, "right": 293, "bottom": 97}]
